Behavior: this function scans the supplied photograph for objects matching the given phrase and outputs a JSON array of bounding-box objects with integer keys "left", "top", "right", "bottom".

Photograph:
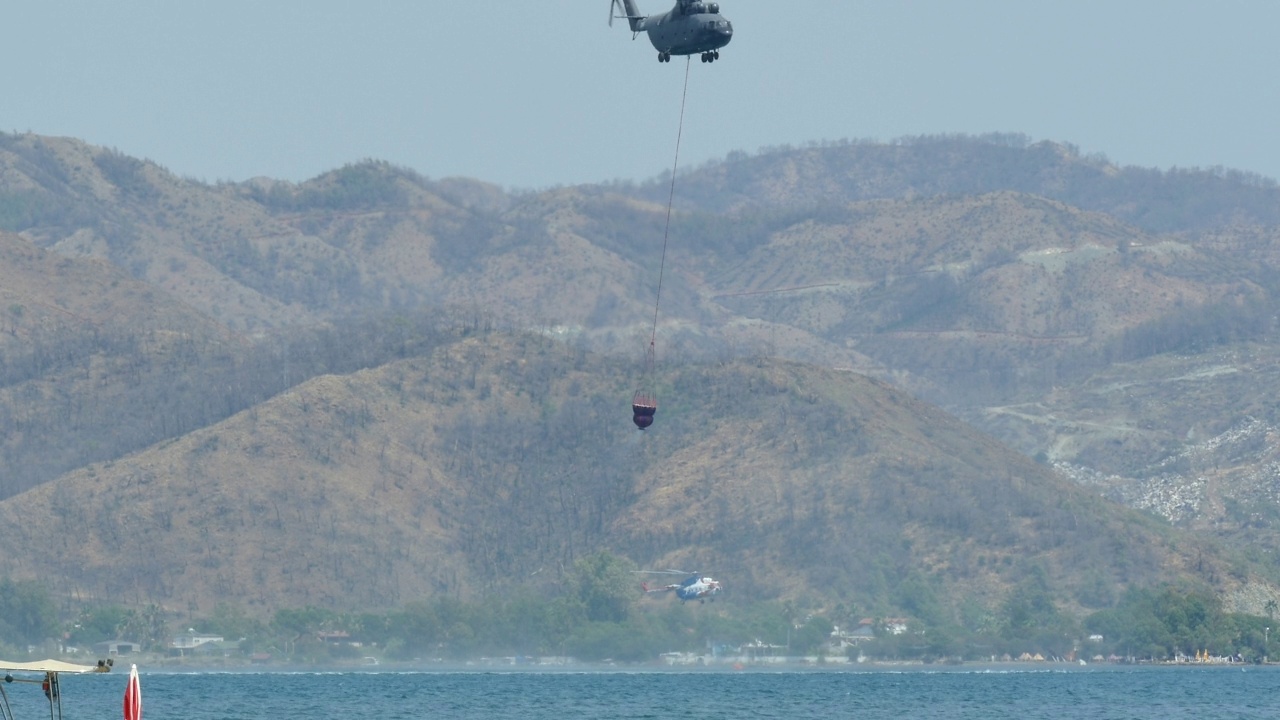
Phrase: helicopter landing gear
[
  {"left": 658, "top": 51, "right": 671, "bottom": 62},
  {"left": 700, "top": 51, "right": 720, "bottom": 63}
]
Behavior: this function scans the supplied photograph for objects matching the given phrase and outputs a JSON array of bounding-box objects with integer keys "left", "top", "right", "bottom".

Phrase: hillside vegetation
[
  {"left": 0, "top": 330, "right": 1241, "bottom": 621},
  {"left": 2, "top": 131, "right": 1280, "bottom": 625}
]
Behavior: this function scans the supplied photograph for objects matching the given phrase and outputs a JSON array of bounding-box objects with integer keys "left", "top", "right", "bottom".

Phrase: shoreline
[{"left": 64, "top": 656, "right": 1277, "bottom": 674}]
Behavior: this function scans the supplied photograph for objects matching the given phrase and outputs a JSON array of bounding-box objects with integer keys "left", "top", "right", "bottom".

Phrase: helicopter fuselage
[
  {"left": 617, "top": 1, "right": 733, "bottom": 60},
  {"left": 675, "top": 576, "right": 722, "bottom": 602},
  {"left": 641, "top": 573, "right": 723, "bottom": 602},
  {"left": 639, "top": 6, "right": 733, "bottom": 56}
]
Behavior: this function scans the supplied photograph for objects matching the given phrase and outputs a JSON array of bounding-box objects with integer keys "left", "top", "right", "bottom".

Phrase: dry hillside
[
  {"left": 3, "top": 131, "right": 1280, "bottom": 615},
  {"left": 0, "top": 332, "right": 1247, "bottom": 617}
]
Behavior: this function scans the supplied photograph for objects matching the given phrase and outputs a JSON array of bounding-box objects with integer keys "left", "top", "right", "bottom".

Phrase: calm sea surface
[{"left": 17, "top": 665, "right": 1280, "bottom": 719}]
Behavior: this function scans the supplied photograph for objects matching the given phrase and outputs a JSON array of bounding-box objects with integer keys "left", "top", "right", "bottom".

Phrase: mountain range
[{"left": 1, "top": 130, "right": 1279, "bottom": 619}]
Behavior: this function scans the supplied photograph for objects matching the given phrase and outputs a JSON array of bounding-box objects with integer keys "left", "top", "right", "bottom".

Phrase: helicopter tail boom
[
  {"left": 641, "top": 581, "right": 680, "bottom": 594},
  {"left": 610, "top": 0, "right": 645, "bottom": 32}
]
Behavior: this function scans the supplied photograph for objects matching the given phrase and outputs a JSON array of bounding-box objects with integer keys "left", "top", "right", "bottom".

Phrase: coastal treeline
[
  {"left": 5, "top": 554, "right": 1276, "bottom": 665},
  {"left": 190, "top": 582, "right": 1280, "bottom": 664}
]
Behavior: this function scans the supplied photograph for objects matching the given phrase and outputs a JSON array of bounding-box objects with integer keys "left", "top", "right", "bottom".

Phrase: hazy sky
[{"left": 5, "top": 1, "right": 1279, "bottom": 189}]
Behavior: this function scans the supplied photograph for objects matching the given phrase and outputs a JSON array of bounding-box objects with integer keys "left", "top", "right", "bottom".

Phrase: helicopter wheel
[{"left": 714, "top": 50, "right": 720, "bottom": 60}]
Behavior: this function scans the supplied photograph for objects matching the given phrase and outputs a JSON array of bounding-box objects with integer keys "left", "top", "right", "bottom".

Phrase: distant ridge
[{"left": 644, "top": 134, "right": 1280, "bottom": 232}]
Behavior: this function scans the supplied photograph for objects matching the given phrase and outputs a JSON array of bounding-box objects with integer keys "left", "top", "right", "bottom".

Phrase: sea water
[{"left": 19, "top": 665, "right": 1280, "bottom": 719}]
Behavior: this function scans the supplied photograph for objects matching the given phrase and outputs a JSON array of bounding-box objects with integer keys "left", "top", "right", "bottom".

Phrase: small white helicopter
[{"left": 637, "top": 570, "right": 723, "bottom": 603}]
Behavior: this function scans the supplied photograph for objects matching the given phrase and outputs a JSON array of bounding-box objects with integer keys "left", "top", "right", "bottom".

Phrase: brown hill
[
  {"left": 5, "top": 133, "right": 1260, "bottom": 407},
  {"left": 0, "top": 230, "right": 231, "bottom": 343},
  {"left": 701, "top": 191, "right": 1254, "bottom": 405},
  {"left": 0, "top": 230, "right": 241, "bottom": 496},
  {"left": 0, "top": 133, "right": 875, "bottom": 364},
  {"left": 4, "top": 131, "right": 1280, "bottom": 615},
  {"left": 0, "top": 333, "right": 1247, "bottom": 617}
]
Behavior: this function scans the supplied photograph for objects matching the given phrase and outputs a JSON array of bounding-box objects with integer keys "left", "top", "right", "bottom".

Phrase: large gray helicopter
[{"left": 610, "top": 0, "right": 733, "bottom": 63}]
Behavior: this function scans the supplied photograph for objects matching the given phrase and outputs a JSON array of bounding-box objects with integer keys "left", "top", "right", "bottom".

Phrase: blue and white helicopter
[{"left": 638, "top": 570, "right": 723, "bottom": 603}]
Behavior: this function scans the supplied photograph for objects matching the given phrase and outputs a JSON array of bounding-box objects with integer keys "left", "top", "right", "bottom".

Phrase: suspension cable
[{"left": 648, "top": 55, "right": 692, "bottom": 370}]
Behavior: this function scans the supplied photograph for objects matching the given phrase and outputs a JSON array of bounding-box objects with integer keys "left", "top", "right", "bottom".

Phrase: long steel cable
[{"left": 647, "top": 55, "right": 692, "bottom": 371}]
